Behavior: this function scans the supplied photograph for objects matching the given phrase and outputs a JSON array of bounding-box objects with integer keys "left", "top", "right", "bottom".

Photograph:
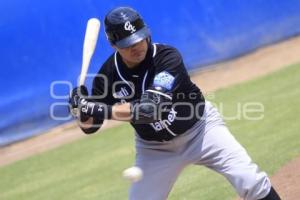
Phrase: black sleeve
[
  {"left": 131, "top": 46, "right": 186, "bottom": 124},
  {"left": 152, "top": 46, "right": 188, "bottom": 92}
]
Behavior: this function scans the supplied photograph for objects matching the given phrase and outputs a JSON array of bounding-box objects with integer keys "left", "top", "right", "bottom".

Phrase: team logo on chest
[
  {"left": 150, "top": 108, "right": 177, "bottom": 132},
  {"left": 124, "top": 21, "right": 136, "bottom": 33}
]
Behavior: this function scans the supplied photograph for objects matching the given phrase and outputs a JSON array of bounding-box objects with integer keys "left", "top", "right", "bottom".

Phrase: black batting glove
[
  {"left": 69, "top": 85, "right": 90, "bottom": 122},
  {"left": 69, "top": 85, "right": 88, "bottom": 109},
  {"left": 69, "top": 85, "right": 112, "bottom": 121},
  {"left": 78, "top": 99, "right": 112, "bottom": 120}
]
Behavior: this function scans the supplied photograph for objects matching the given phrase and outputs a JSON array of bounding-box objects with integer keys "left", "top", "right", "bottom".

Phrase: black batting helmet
[{"left": 104, "top": 7, "right": 150, "bottom": 48}]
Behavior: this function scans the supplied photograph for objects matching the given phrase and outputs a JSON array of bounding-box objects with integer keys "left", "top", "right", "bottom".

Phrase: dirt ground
[
  {"left": 1, "top": 36, "right": 300, "bottom": 199},
  {"left": 270, "top": 157, "right": 300, "bottom": 200}
]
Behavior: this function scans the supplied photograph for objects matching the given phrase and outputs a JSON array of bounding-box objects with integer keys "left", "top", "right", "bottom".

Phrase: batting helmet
[{"left": 104, "top": 7, "right": 150, "bottom": 48}]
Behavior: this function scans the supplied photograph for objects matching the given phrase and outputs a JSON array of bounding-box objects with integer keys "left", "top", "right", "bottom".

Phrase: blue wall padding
[{"left": 1, "top": 0, "right": 300, "bottom": 146}]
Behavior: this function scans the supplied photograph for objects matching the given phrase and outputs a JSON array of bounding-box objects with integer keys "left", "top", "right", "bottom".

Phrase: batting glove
[
  {"left": 78, "top": 99, "right": 112, "bottom": 120},
  {"left": 69, "top": 85, "right": 88, "bottom": 109}
]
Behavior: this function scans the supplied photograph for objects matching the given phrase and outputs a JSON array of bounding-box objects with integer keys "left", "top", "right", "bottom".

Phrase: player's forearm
[
  {"left": 79, "top": 103, "right": 132, "bottom": 125},
  {"left": 74, "top": 88, "right": 172, "bottom": 125},
  {"left": 111, "top": 103, "right": 132, "bottom": 121}
]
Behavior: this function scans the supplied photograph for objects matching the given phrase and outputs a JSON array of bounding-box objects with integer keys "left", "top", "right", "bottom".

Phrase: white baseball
[{"left": 122, "top": 166, "right": 143, "bottom": 182}]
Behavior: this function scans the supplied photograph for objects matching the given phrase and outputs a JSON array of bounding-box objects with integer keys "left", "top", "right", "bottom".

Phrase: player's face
[{"left": 114, "top": 39, "right": 148, "bottom": 68}]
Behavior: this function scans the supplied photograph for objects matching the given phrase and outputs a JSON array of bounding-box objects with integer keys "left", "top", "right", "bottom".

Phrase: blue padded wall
[{"left": 1, "top": 0, "right": 300, "bottom": 146}]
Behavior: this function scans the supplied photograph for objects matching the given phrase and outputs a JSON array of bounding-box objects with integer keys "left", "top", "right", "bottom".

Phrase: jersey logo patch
[{"left": 153, "top": 71, "right": 175, "bottom": 90}]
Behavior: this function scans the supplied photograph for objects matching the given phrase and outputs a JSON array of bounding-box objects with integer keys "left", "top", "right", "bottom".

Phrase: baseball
[{"left": 122, "top": 166, "right": 143, "bottom": 182}]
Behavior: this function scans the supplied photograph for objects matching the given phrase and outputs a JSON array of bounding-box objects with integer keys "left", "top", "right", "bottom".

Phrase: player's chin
[{"left": 132, "top": 55, "right": 146, "bottom": 63}]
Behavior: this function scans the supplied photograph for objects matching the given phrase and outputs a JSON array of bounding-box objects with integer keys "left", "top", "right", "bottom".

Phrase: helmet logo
[{"left": 124, "top": 21, "right": 136, "bottom": 33}]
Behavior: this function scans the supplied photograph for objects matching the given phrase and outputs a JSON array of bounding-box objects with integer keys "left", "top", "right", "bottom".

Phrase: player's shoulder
[
  {"left": 155, "top": 43, "right": 182, "bottom": 56},
  {"left": 153, "top": 43, "right": 183, "bottom": 62},
  {"left": 153, "top": 43, "right": 183, "bottom": 68}
]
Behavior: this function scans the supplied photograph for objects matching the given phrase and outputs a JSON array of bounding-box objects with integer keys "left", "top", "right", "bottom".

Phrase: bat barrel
[{"left": 79, "top": 18, "right": 101, "bottom": 86}]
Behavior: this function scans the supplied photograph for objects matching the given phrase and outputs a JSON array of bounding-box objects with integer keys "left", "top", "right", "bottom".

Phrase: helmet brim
[{"left": 115, "top": 27, "right": 150, "bottom": 48}]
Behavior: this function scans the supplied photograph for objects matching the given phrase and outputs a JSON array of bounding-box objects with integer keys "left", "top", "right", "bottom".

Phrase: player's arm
[
  {"left": 70, "top": 72, "right": 173, "bottom": 125},
  {"left": 131, "top": 46, "right": 184, "bottom": 124},
  {"left": 84, "top": 70, "right": 133, "bottom": 122},
  {"left": 100, "top": 87, "right": 172, "bottom": 124},
  {"left": 69, "top": 85, "right": 103, "bottom": 134},
  {"left": 70, "top": 85, "right": 172, "bottom": 126},
  {"left": 69, "top": 70, "right": 133, "bottom": 134},
  {"left": 131, "top": 86, "right": 172, "bottom": 124},
  {"left": 69, "top": 90, "right": 132, "bottom": 122},
  {"left": 69, "top": 65, "right": 111, "bottom": 134}
]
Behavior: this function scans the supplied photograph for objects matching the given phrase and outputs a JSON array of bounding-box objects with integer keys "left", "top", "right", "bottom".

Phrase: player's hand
[
  {"left": 69, "top": 85, "right": 88, "bottom": 109},
  {"left": 69, "top": 85, "right": 90, "bottom": 121},
  {"left": 78, "top": 99, "right": 112, "bottom": 120},
  {"left": 78, "top": 97, "right": 112, "bottom": 120}
]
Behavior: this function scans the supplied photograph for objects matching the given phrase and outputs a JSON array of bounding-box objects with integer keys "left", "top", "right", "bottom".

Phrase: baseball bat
[{"left": 79, "top": 18, "right": 101, "bottom": 86}]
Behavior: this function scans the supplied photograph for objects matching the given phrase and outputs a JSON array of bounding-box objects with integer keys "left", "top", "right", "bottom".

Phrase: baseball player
[{"left": 69, "top": 6, "right": 281, "bottom": 200}]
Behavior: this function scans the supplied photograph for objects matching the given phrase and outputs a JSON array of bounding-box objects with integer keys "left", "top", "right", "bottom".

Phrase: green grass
[{"left": 1, "top": 63, "right": 300, "bottom": 200}]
